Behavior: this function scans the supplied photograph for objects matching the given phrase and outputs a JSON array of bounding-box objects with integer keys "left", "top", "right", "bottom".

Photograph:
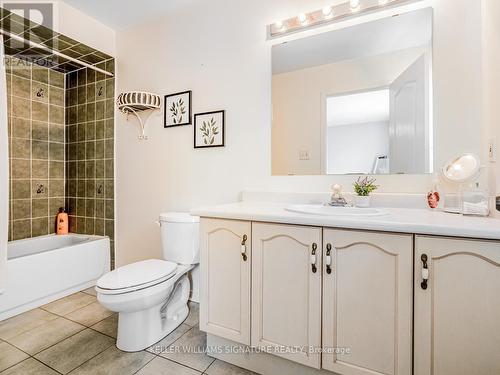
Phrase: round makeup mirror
[{"left": 442, "top": 153, "right": 481, "bottom": 183}]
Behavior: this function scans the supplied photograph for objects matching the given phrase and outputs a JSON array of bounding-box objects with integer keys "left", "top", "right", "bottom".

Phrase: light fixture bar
[
  {"left": 268, "top": 0, "right": 424, "bottom": 39},
  {"left": 0, "top": 29, "right": 114, "bottom": 77}
]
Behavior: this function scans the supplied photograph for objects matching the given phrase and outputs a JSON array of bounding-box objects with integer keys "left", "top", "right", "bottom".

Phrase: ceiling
[
  {"left": 62, "top": 0, "right": 195, "bottom": 31},
  {"left": 272, "top": 7, "right": 432, "bottom": 75},
  {"left": 327, "top": 89, "right": 389, "bottom": 127}
]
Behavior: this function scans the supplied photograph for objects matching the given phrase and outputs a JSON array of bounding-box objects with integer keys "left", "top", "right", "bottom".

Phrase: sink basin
[{"left": 285, "top": 204, "right": 388, "bottom": 217}]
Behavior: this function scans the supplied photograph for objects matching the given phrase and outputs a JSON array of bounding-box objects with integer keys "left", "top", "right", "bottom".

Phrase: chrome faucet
[{"left": 328, "top": 184, "right": 348, "bottom": 207}]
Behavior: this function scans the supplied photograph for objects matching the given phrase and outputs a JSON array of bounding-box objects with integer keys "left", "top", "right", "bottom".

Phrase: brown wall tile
[
  {"left": 11, "top": 138, "right": 30, "bottom": 159},
  {"left": 11, "top": 159, "right": 30, "bottom": 179},
  {"left": 32, "top": 199, "right": 49, "bottom": 218},
  {"left": 12, "top": 199, "right": 31, "bottom": 220},
  {"left": 11, "top": 117, "right": 30, "bottom": 138},
  {"left": 13, "top": 219, "right": 31, "bottom": 240}
]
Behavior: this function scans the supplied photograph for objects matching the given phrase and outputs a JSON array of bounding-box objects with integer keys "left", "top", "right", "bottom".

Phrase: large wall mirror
[{"left": 272, "top": 8, "right": 433, "bottom": 176}]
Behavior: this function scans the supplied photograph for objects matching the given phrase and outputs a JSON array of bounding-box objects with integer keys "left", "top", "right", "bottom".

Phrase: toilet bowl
[{"left": 95, "top": 212, "right": 199, "bottom": 352}]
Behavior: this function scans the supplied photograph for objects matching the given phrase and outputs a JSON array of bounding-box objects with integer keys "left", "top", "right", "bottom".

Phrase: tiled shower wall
[
  {"left": 65, "top": 61, "right": 115, "bottom": 264},
  {"left": 7, "top": 58, "right": 66, "bottom": 240},
  {"left": 6, "top": 58, "right": 115, "bottom": 264}
]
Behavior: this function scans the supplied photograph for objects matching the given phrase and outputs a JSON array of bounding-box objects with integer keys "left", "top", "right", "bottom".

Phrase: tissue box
[{"left": 462, "top": 191, "right": 490, "bottom": 217}]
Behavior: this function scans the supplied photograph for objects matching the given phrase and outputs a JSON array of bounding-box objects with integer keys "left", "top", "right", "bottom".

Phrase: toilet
[{"left": 95, "top": 212, "right": 199, "bottom": 352}]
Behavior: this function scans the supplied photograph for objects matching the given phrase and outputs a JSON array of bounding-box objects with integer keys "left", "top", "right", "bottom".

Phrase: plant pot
[{"left": 355, "top": 195, "right": 371, "bottom": 208}]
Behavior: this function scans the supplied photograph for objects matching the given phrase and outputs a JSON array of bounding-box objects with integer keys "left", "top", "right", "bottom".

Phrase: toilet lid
[{"left": 97, "top": 259, "right": 177, "bottom": 291}]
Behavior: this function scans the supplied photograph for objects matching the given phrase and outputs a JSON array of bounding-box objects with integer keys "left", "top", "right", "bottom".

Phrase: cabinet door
[
  {"left": 323, "top": 229, "right": 413, "bottom": 375},
  {"left": 199, "top": 219, "right": 251, "bottom": 345},
  {"left": 252, "top": 223, "right": 322, "bottom": 369},
  {"left": 414, "top": 236, "right": 500, "bottom": 375}
]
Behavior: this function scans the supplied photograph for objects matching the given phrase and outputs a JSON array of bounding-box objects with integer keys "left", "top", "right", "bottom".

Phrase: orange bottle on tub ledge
[{"left": 56, "top": 207, "right": 69, "bottom": 235}]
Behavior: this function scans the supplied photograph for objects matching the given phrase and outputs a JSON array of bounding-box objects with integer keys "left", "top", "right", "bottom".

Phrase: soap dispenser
[{"left": 427, "top": 173, "right": 442, "bottom": 210}]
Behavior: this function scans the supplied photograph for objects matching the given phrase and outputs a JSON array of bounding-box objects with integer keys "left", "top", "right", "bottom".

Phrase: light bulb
[
  {"left": 322, "top": 6, "right": 333, "bottom": 18},
  {"left": 298, "top": 13, "right": 308, "bottom": 25},
  {"left": 275, "top": 20, "right": 285, "bottom": 30},
  {"left": 350, "top": 0, "right": 360, "bottom": 10}
]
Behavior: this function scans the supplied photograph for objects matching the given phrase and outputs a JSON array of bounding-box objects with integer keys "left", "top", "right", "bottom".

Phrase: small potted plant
[{"left": 353, "top": 177, "right": 378, "bottom": 208}]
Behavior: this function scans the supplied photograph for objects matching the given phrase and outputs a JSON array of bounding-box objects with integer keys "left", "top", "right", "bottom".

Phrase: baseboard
[{"left": 207, "top": 335, "right": 339, "bottom": 375}]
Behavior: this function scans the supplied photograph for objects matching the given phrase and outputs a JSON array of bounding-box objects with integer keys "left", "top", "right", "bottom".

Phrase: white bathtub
[{"left": 0, "top": 234, "right": 110, "bottom": 321}]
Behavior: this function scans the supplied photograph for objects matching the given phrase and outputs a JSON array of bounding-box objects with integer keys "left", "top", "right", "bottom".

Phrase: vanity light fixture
[
  {"left": 268, "top": 0, "right": 423, "bottom": 39},
  {"left": 275, "top": 20, "right": 285, "bottom": 31}
]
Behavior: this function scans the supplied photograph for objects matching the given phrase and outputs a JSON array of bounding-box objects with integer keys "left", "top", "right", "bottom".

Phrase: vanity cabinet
[
  {"left": 322, "top": 229, "right": 413, "bottom": 375},
  {"left": 414, "top": 236, "right": 500, "bottom": 375},
  {"left": 199, "top": 219, "right": 251, "bottom": 345},
  {"left": 199, "top": 218, "right": 500, "bottom": 375},
  {"left": 251, "top": 223, "right": 323, "bottom": 369}
]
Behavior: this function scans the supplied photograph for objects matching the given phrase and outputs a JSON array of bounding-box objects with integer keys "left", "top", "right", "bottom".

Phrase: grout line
[
  {"left": 3, "top": 298, "right": 202, "bottom": 374},
  {"left": 4, "top": 320, "right": 86, "bottom": 358},
  {"left": 62, "top": 311, "right": 114, "bottom": 330},
  {"left": 60, "top": 343, "right": 115, "bottom": 374},
  {"left": 31, "top": 356, "right": 65, "bottom": 375}
]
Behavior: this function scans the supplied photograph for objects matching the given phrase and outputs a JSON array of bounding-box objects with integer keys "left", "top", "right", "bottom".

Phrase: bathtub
[{"left": 0, "top": 234, "right": 110, "bottom": 321}]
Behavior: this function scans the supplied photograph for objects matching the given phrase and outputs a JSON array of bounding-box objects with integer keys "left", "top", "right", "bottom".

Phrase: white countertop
[{"left": 192, "top": 202, "right": 500, "bottom": 240}]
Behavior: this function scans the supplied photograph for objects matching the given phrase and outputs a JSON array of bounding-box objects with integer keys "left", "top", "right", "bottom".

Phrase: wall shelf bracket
[{"left": 117, "top": 92, "right": 161, "bottom": 140}]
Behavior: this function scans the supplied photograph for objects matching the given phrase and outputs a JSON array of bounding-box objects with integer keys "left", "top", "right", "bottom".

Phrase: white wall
[
  {"left": 56, "top": 1, "right": 116, "bottom": 56},
  {"left": 482, "top": 0, "right": 500, "bottom": 218},
  {"left": 272, "top": 47, "right": 425, "bottom": 175},
  {"left": 327, "top": 122, "right": 389, "bottom": 175},
  {"left": 115, "top": 0, "right": 487, "bottom": 266}
]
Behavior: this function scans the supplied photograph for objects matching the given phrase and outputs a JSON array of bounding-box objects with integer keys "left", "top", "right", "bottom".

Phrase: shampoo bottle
[{"left": 56, "top": 207, "right": 69, "bottom": 235}]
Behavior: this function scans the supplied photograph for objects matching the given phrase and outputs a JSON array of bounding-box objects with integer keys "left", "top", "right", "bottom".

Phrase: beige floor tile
[
  {"left": 147, "top": 323, "right": 191, "bottom": 355},
  {"left": 82, "top": 287, "right": 97, "bottom": 296},
  {"left": 90, "top": 314, "right": 118, "bottom": 338},
  {"left": 0, "top": 341, "right": 29, "bottom": 372},
  {"left": 41, "top": 292, "right": 96, "bottom": 316},
  {"left": 69, "top": 346, "right": 155, "bottom": 375},
  {"left": 35, "top": 328, "right": 114, "bottom": 374},
  {"left": 1, "top": 358, "right": 59, "bottom": 375},
  {"left": 65, "top": 302, "right": 113, "bottom": 327},
  {"left": 0, "top": 309, "right": 58, "bottom": 340},
  {"left": 136, "top": 356, "right": 201, "bottom": 375},
  {"left": 205, "top": 360, "right": 259, "bottom": 375},
  {"left": 8, "top": 317, "right": 85, "bottom": 355},
  {"left": 184, "top": 302, "right": 199, "bottom": 327},
  {"left": 160, "top": 325, "right": 215, "bottom": 372}
]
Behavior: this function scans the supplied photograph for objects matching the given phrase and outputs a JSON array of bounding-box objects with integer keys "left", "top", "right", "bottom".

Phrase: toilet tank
[{"left": 159, "top": 212, "right": 200, "bottom": 265}]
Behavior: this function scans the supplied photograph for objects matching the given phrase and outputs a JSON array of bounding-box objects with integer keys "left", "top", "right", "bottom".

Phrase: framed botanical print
[
  {"left": 164, "top": 90, "right": 192, "bottom": 127},
  {"left": 194, "top": 110, "right": 225, "bottom": 148}
]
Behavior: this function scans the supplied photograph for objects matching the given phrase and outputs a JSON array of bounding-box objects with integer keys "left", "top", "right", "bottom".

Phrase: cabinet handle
[
  {"left": 311, "top": 243, "right": 318, "bottom": 273},
  {"left": 421, "top": 254, "right": 429, "bottom": 290},
  {"left": 241, "top": 234, "right": 248, "bottom": 261},
  {"left": 325, "top": 243, "right": 332, "bottom": 274}
]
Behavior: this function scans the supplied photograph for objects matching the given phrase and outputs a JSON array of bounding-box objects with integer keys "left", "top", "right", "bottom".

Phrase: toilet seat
[{"left": 96, "top": 259, "right": 177, "bottom": 295}]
